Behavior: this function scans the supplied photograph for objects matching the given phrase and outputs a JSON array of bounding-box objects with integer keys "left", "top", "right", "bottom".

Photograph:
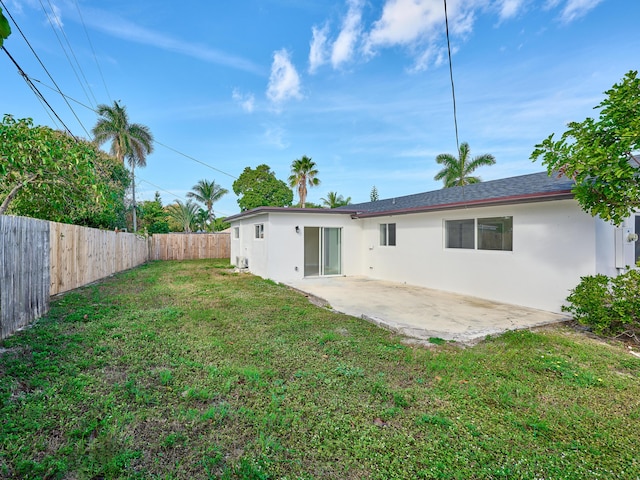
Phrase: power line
[
  {"left": 2, "top": 46, "right": 77, "bottom": 139},
  {"left": 153, "top": 140, "right": 238, "bottom": 179},
  {"left": 73, "top": 0, "right": 111, "bottom": 102},
  {"left": 30, "top": 77, "right": 237, "bottom": 179},
  {"left": 0, "top": 0, "right": 91, "bottom": 137},
  {"left": 40, "top": 0, "right": 98, "bottom": 108},
  {"left": 443, "top": 0, "right": 460, "bottom": 158}
]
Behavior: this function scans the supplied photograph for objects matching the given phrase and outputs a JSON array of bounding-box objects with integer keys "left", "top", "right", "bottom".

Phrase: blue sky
[{"left": 2, "top": 0, "right": 638, "bottom": 218}]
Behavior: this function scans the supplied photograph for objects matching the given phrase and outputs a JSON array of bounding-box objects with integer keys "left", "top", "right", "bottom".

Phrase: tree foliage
[
  {"left": 166, "top": 200, "right": 199, "bottom": 232},
  {"left": 137, "top": 192, "right": 169, "bottom": 234},
  {"left": 288, "top": 155, "right": 320, "bottom": 208},
  {"left": 187, "top": 178, "right": 228, "bottom": 230},
  {"left": 0, "top": 115, "right": 129, "bottom": 228},
  {"left": 370, "top": 186, "right": 379, "bottom": 202},
  {"left": 531, "top": 70, "right": 640, "bottom": 225},
  {"left": 321, "top": 191, "right": 351, "bottom": 208},
  {"left": 0, "top": 7, "right": 11, "bottom": 47},
  {"left": 434, "top": 142, "right": 496, "bottom": 188},
  {"left": 232, "top": 164, "right": 293, "bottom": 211}
]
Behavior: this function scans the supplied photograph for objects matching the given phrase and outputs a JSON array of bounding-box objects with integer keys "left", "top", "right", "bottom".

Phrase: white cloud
[
  {"left": 309, "top": 24, "right": 330, "bottom": 73},
  {"left": 559, "top": 0, "right": 603, "bottom": 23},
  {"left": 266, "top": 49, "right": 303, "bottom": 105},
  {"left": 232, "top": 89, "right": 255, "bottom": 113},
  {"left": 262, "top": 125, "right": 290, "bottom": 149},
  {"left": 80, "top": 7, "right": 263, "bottom": 75},
  {"left": 364, "top": 0, "right": 443, "bottom": 52},
  {"left": 498, "top": 0, "right": 526, "bottom": 21},
  {"left": 331, "top": 0, "right": 364, "bottom": 68}
]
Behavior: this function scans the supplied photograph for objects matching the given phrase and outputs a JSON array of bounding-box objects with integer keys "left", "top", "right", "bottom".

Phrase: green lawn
[{"left": 1, "top": 259, "right": 639, "bottom": 479}]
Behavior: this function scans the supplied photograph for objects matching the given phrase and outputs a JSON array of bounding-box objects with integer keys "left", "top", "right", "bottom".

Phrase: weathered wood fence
[
  {"left": 149, "top": 233, "right": 230, "bottom": 261},
  {"left": 1, "top": 215, "right": 230, "bottom": 339},
  {"left": 0, "top": 216, "right": 50, "bottom": 339}
]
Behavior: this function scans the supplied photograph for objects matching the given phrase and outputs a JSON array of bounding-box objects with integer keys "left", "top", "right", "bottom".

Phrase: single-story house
[{"left": 227, "top": 172, "right": 639, "bottom": 313}]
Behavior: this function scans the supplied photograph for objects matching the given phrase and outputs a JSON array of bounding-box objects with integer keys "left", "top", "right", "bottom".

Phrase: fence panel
[
  {"left": 0, "top": 216, "right": 50, "bottom": 340},
  {"left": 49, "top": 222, "right": 149, "bottom": 296},
  {"left": 149, "top": 233, "right": 230, "bottom": 261}
]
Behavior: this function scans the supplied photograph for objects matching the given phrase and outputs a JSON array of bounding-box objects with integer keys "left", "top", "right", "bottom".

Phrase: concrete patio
[{"left": 287, "top": 276, "right": 569, "bottom": 344}]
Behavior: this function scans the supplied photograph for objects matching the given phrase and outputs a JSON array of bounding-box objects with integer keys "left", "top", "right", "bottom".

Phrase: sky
[{"left": 1, "top": 0, "right": 639, "bottom": 218}]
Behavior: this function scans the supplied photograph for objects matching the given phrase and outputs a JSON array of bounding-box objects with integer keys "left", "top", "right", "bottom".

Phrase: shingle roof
[
  {"left": 226, "top": 171, "right": 575, "bottom": 221},
  {"left": 337, "top": 171, "right": 574, "bottom": 217}
]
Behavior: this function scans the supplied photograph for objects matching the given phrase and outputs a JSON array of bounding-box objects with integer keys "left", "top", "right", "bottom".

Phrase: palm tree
[
  {"left": 434, "top": 142, "right": 495, "bottom": 188},
  {"left": 92, "top": 101, "right": 154, "bottom": 232},
  {"left": 166, "top": 200, "right": 199, "bottom": 233},
  {"left": 186, "top": 179, "right": 228, "bottom": 231},
  {"left": 321, "top": 191, "right": 351, "bottom": 208},
  {"left": 288, "top": 155, "right": 320, "bottom": 208}
]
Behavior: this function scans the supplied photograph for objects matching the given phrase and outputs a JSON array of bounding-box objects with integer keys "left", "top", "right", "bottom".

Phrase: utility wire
[
  {"left": 41, "top": 0, "right": 98, "bottom": 108},
  {"left": 0, "top": 0, "right": 91, "bottom": 138},
  {"left": 29, "top": 77, "right": 236, "bottom": 180},
  {"left": 2, "top": 46, "right": 76, "bottom": 139},
  {"left": 73, "top": 0, "right": 111, "bottom": 102},
  {"left": 153, "top": 140, "right": 238, "bottom": 179},
  {"left": 443, "top": 0, "right": 460, "bottom": 158}
]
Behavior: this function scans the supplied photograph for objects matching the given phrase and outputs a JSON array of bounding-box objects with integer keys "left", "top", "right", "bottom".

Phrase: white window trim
[
  {"left": 254, "top": 223, "right": 264, "bottom": 240},
  {"left": 444, "top": 216, "right": 513, "bottom": 252}
]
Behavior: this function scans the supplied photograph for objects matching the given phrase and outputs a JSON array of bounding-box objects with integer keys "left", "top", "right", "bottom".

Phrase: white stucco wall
[
  {"left": 231, "top": 211, "right": 361, "bottom": 282},
  {"left": 360, "top": 200, "right": 598, "bottom": 313},
  {"left": 229, "top": 201, "right": 630, "bottom": 313}
]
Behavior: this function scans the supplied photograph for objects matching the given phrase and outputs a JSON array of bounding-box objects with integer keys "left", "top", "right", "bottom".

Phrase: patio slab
[{"left": 286, "top": 276, "right": 569, "bottom": 344}]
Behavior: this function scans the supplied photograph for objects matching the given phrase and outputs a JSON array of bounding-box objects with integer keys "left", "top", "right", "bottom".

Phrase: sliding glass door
[{"left": 304, "top": 227, "right": 342, "bottom": 277}]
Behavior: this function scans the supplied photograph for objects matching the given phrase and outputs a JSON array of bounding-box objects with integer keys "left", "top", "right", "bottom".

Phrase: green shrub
[{"left": 564, "top": 269, "right": 640, "bottom": 337}]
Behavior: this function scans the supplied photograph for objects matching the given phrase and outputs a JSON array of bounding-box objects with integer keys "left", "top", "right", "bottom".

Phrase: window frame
[
  {"left": 254, "top": 224, "right": 264, "bottom": 239},
  {"left": 233, "top": 227, "right": 240, "bottom": 239},
  {"left": 444, "top": 219, "right": 475, "bottom": 249},
  {"left": 379, "top": 223, "right": 396, "bottom": 246},
  {"left": 444, "top": 216, "right": 513, "bottom": 252}
]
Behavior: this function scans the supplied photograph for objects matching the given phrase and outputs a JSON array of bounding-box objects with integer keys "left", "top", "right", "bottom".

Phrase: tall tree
[
  {"left": 166, "top": 200, "right": 199, "bottom": 233},
  {"left": 531, "top": 70, "right": 640, "bottom": 226},
  {"left": 434, "top": 142, "right": 496, "bottom": 188},
  {"left": 321, "top": 191, "right": 351, "bottom": 208},
  {"left": 370, "top": 186, "right": 379, "bottom": 202},
  {"left": 232, "top": 164, "right": 293, "bottom": 211},
  {"left": 92, "top": 101, "right": 154, "bottom": 232},
  {"left": 186, "top": 179, "right": 228, "bottom": 231},
  {"left": 288, "top": 155, "right": 320, "bottom": 208},
  {"left": 138, "top": 192, "right": 169, "bottom": 234}
]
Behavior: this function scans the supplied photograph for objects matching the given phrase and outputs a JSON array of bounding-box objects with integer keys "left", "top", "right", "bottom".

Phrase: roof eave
[{"left": 226, "top": 206, "right": 358, "bottom": 222}]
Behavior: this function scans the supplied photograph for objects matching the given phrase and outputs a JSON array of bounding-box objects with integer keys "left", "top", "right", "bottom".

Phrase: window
[
  {"left": 477, "top": 217, "right": 513, "bottom": 251},
  {"left": 380, "top": 223, "right": 396, "bottom": 246},
  {"left": 445, "top": 216, "right": 513, "bottom": 251},
  {"left": 233, "top": 227, "right": 240, "bottom": 239},
  {"left": 445, "top": 219, "right": 474, "bottom": 249},
  {"left": 254, "top": 224, "right": 264, "bottom": 239}
]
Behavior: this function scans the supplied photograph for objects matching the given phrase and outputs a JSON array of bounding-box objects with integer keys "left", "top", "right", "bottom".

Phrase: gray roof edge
[{"left": 226, "top": 206, "right": 358, "bottom": 222}]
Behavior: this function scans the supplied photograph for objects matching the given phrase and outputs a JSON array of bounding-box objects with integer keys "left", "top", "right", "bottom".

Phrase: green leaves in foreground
[{"left": 1, "top": 260, "right": 639, "bottom": 479}]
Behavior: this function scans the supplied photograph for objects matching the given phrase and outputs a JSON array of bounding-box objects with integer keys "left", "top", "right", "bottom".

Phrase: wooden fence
[
  {"left": 149, "top": 233, "right": 230, "bottom": 261},
  {"left": 0, "top": 216, "right": 50, "bottom": 339},
  {"left": 1, "top": 217, "right": 232, "bottom": 339},
  {"left": 49, "top": 222, "right": 149, "bottom": 296}
]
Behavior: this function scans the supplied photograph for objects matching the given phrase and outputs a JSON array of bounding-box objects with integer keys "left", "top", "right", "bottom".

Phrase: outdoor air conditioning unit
[{"left": 235, "top": 256, "right": 248, "bottom": 269}]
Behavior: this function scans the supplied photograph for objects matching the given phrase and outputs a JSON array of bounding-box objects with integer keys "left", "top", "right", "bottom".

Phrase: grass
[{"left": 1, "top": 259, "right": 639, "bottom": 479}]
